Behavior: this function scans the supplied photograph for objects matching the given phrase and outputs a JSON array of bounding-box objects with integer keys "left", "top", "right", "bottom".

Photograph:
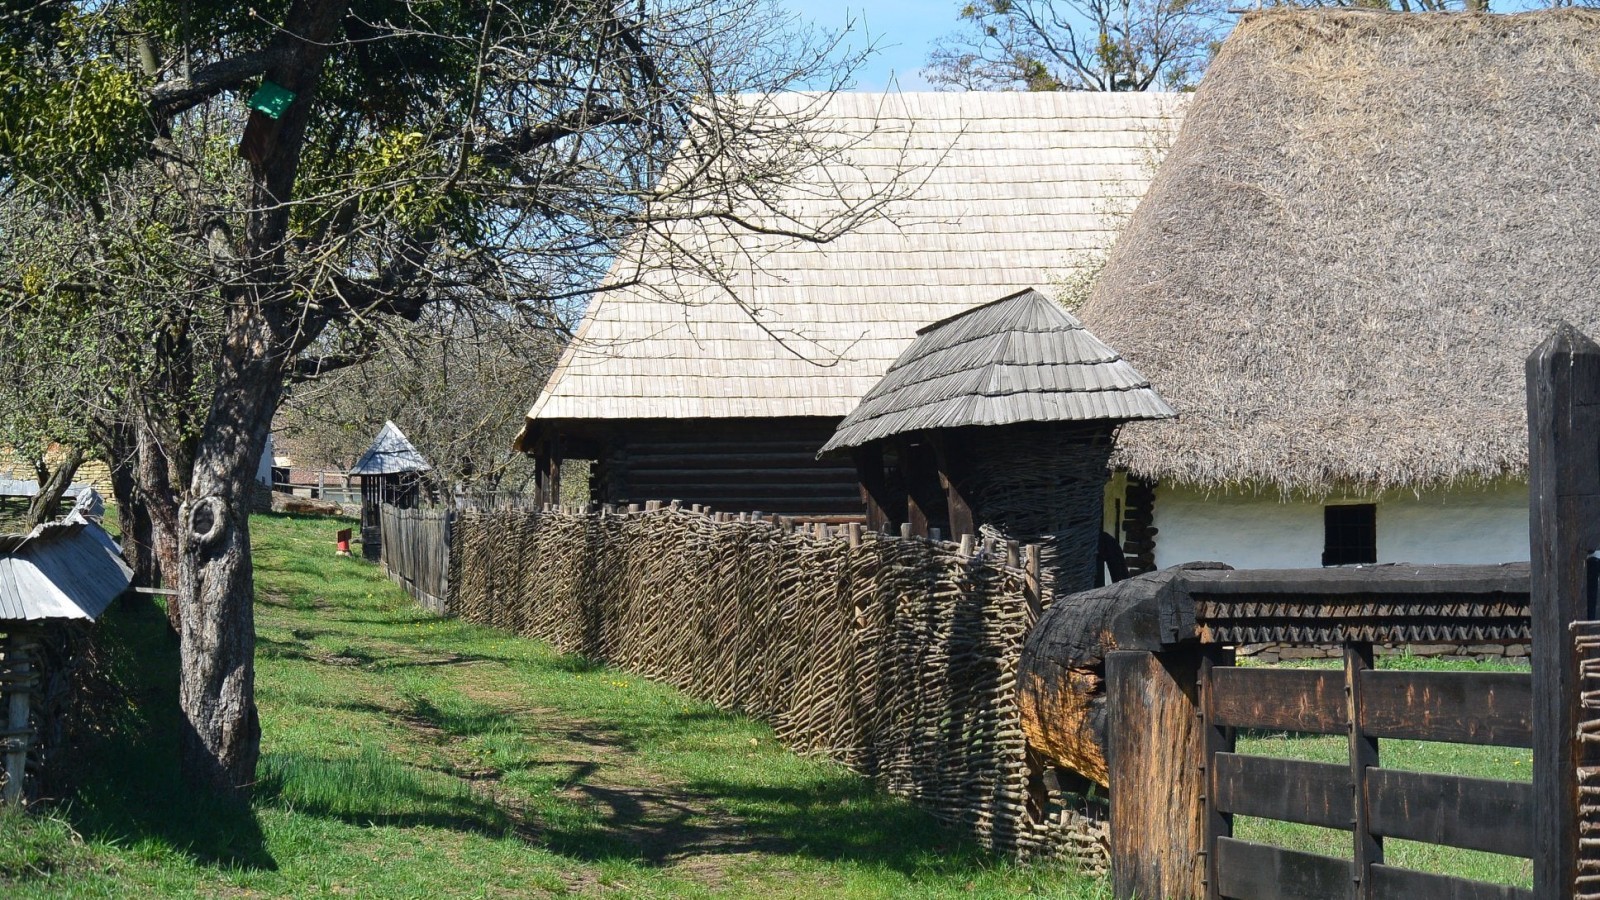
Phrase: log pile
[{"left": 449, "top": 503, "right": 1109, "bottom": 867}]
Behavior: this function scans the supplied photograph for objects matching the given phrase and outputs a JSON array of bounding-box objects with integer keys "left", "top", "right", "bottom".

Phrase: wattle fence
[{"left": 382, "top": 501, "right": 1108, "bottom": 867}]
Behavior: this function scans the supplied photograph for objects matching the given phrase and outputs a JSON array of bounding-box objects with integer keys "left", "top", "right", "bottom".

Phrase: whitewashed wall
[{"left": 1151, "top": 479, "right": 1529, "bottom": 570}]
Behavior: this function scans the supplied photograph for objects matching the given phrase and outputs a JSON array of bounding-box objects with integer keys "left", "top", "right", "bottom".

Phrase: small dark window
[{"left": 1323, "top": 504, "right": 1376, "bottom": 566}]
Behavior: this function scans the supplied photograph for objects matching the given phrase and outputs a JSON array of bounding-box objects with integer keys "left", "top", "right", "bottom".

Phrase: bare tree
[
  {"left": 276, "top": 306, "right": 561, "bottom": 496},
  {"left": 0, "top": 0, "right": 907, "bottom": 797},
  {"left": 927, "top": 0, "right": 1227, "bottom": 91}
]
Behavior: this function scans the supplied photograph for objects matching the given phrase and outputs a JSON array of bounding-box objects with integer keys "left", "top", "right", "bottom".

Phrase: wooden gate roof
[
  {"left": 350, "top": 421, "right": 431, "bottom": 476},
  {"left": 820, "top": 288, "right": 1174, "bottom": 452},
  {"left": 516, "top": 91, "right": 1185, "bottom": 448}
]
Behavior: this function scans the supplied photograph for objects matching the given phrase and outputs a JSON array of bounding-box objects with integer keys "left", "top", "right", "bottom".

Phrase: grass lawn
[
  {"left": 1, "top": 511, "right": 1108, "bottom": 899},
  {"left": 1233, "top": 656, "right": 1533, "bottom": 889}
]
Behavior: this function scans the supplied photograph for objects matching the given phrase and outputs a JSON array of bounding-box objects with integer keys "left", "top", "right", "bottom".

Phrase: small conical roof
[
  {"left": 820, "top": 288, "right": 1174, "bottom": 454},
  {"left": 350, "top": 421, "right": 431, "bottom": 475}
]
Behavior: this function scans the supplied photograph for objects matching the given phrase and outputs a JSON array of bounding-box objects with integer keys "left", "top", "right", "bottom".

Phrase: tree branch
[{"left": 147, "top": 50, "right": 286, "bottom": 119}]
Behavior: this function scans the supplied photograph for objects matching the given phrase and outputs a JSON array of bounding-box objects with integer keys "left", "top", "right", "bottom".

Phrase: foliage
[
  {"left": 0, "top": 0, "right": 909, "bottom": 794},
  {"left": 275, "top": 306, "right": 560, "bottom": 493},
  {"left": 926, "top": 0, "right": 1228, "bottom": 91},
  {"left": 0, "top": 510, "right": 1111, "bottom": 898}
]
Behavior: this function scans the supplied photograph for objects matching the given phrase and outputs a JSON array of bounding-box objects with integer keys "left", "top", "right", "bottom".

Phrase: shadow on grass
[
  {"left": 255, "top": 748, "right": 514, "bottom": 838},
  {"left": 58, "top": 601, "right": 277, "bottom": 872}
]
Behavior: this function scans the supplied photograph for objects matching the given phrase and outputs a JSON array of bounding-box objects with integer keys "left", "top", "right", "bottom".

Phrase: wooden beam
[
  {"left": 930, "top": 437, "right": 976, "bottom": 540},
  {"left": 1358, "top": 670, "right": 1533, "bottom": 747}
]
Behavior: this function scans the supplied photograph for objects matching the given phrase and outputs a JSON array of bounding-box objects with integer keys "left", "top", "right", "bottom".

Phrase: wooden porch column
[
  {"left": 855, "top": 445, "right": 896, "bottom": 533},
  {"left": 535, "top": 439, "right": 562, "bottom": 508},
  {"left": 1527, "top": 324, "right": 1600, "bottom": 897},
  {"left": 930, "top": 438, "right": 975, "bottom": 540}
]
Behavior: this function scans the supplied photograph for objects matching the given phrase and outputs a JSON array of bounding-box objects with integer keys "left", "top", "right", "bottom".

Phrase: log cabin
[{"left": 513, "top": 91, "right": 1186, "bottom": 518}]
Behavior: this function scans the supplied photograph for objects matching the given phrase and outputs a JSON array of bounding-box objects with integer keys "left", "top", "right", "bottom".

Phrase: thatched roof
[
  {"left": 350, "top": 421, "right": 430, "bottom": 476},
  {"left": 0, "top": 514, "right": 131, "bottom": 622},
  {"left": 820, "top": 288, "right": 1173, "bottom": 453},
  {"left": 517, "top": 91, "right": 1184, "bottom": 448},
  {"left": 1080, "top": 9, "right": 1600, "bottom": 494}
]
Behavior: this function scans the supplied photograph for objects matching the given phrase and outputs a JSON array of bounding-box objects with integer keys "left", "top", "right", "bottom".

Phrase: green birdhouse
[{"left": 247, "top": 80, "right": 296, "bottom": 119}]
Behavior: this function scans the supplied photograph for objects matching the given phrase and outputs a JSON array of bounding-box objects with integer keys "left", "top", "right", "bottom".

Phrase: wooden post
[
  {"left": 1199, "top": 651, "right": 1232, "bottom": 900},
  {"left": 3, "top": 630, "right": 34, "bottom": 806},
  {"left": 855, "top": 445, "right": 902, "bottom": 533},
  {"left": 1107, "top": 647, "right": 1215, "bottom": 900},
  {"left": 931, "top": 438, "right": 976, "bottom": 540},
  {"left": 1346, "top": 642, "right": 1381, "bottom": 898},
  {"left": 1529, "top": 324, "right": 1600, "bottom": 898}
]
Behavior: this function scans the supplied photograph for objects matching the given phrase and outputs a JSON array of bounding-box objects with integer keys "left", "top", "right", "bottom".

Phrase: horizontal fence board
[
  {"left": 1209, "top": 668, "right": 1347, "bottom": 734},
  {"left": 1213, "top": 754, "right": 1352, "bottom": 830},
  {"left": 1368, "top": 864, "right": 1531, "bottom": 900},
  {"left": 1215, "top": 837, "right": 1351, "bottom": 900},
  {"left": 1357, "top": 670, "right": 1533, "bottom": 748},
  {"left": 1367, "top": 768, "right": 1533, "bottom": 859}
]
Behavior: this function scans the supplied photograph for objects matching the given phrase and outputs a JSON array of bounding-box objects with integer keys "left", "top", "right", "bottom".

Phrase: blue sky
[{"left": 782, "top": 1, "right": 955, "bottom": 91}]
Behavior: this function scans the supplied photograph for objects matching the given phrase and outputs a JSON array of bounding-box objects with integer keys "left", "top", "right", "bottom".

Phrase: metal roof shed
[
  {"left": 0, "top": 514, "right": 132, "bottom": 804},
  {"left": 822, "top": 288, "right": 1173, "bottom": 595}
]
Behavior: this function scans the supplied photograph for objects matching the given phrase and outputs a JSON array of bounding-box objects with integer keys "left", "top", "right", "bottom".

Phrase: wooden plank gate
[
  {"left": 1196, "top": 645, "right": 1533, "bottom": 899},
  {"left": 1092, "top": 324, "right": 1600, "bottom": 899}
]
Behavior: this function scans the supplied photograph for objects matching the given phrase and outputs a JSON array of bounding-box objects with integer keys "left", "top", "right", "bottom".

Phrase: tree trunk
[
  {"left": 26, "top": 446, "right": 86, "bottom": 528},
  {"left": 176, "top": 318, "right": 285, "bottom": 798},
  {"left": 138, "top": 422, "right": 184, "bottom": 631},
  {"left": 105, "top": 437, "right": 157, "bottom": 595}
]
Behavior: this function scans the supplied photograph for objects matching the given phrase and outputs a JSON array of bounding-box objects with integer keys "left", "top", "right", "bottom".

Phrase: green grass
[
  {"left": 1, "top": 510, "right": 1109, "bottom": 898},
  {"left": 1233, "top": 655, "right": 1533, "bottom": 889}
]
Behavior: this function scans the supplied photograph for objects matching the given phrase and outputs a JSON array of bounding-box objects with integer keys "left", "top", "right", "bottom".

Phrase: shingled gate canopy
[
  {"left": 1080, "top": 8, "right": 1600, "bottom": 496},
  {"left": 350, "top": 421, "right": 430, "bottom": 476},
  {"left": 821, "top": 288, "right": 1173, "bottom": 454},
  {"left": 512, "top": 91, "right": 1186, "bottom": 516},
  {"left": 823, "top": 288, "right": 1174, "bottom": 594}
]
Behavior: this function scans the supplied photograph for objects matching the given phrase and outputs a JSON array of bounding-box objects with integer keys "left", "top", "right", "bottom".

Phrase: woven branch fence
[{"left": 414, "top": 502, "right": 1108, "bottom": 868}]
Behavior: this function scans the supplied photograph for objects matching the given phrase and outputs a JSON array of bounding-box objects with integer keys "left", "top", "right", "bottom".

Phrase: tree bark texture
[
  {"left": 176, "top": 316, "right": 285, "bottom": 797},
  {"left": 174, "top": 0, "right": 347, "bottom": 797}
]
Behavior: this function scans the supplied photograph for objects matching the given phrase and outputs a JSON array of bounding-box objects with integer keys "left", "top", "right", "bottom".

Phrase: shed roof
[
  {"left": 350, "top": 421, "right": 430, "bottom": 476},
  {"left": 0, "top": 514, "right": 131, "bottom": 622},
  {"left": 517, "top": 91, "right": 1185, "bottom": 446},
  {"left": 1079, "top": 8, "right": 1600, "bottom": 494},
  {"left": 820, "top": 288, "right": 1174, "bottom": 453}
]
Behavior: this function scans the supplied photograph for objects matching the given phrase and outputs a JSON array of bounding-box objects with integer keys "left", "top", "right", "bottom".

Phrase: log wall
[{"left": 446, "top": 503, "right": 1108, "bottom": 867}]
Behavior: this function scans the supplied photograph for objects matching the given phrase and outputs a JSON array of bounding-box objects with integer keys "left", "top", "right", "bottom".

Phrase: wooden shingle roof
[
  {"left": 518, "top": 91, "right": 1184, "bottom": 443},
  {"left": 820, "top": 288, "right": 1174, "bottom": 453},
  {"left": 350, "top": 421, "right": 430, "bottom": 476},
  {"left": 0, "top": 515, "right": 131, "bottom": 622}
]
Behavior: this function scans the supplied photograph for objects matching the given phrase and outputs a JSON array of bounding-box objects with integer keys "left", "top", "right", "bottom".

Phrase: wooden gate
[
  {"left": 1196, "top": 643, "right": 1533, "bottom": 899},
  {"left": 1092, "top": 325, "right": 1600, "bottom": 899}
]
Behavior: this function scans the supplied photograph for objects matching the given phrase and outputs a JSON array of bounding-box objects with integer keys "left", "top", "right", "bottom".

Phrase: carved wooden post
[
  {"left": 1527, "top": 324, "right": 1600, "bottom": 897},
  {"left": 1107, "top": 646, "right": 1218, "bottom": 900}
]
